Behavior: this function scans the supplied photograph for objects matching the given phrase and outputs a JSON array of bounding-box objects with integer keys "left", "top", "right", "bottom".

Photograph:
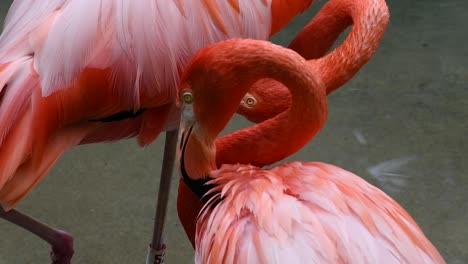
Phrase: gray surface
[{"left": 0, "top": 0, "right": 467, "bottom": 263}]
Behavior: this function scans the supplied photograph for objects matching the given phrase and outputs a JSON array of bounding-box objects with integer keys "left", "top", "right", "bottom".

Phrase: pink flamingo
[
  {"left": 0, "top": 1, "right": 314, "bottom": 263},
  {"left": 239, "top": 0, "right": 391, "bottom": 121},
  {"left": 177, "top": 0, "right": 391, "bottom": 245},
  {"left": 176, "top": 38, "right": 446, "bottom": 264}
]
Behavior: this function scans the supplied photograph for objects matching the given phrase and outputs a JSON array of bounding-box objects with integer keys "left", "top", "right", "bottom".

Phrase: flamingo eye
[
  {"left": 182, "top": 91, "right": 193, "bottom": 104},
  {"left": 244, "top": 96, "right": 257, "bottom": 107}
]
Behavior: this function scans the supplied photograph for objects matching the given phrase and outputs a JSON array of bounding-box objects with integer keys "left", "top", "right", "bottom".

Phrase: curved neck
[
  {"left": 270, "top": 0, "right": 314, "bottom": 35},
  {"left": 307, "top": 0, "right": 389, "bottom": 94},
  {"left": 288, "top": 0, "right": 352, "bottom": 61},
  {"left": 206, "top": 42, "right": 327, "bottom": 168}
]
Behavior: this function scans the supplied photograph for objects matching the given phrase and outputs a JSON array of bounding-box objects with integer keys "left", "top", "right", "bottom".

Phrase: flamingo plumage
[
  {"left": 175, "top": 38, "right": 445, "bottom": 264},
  {"left": 0, "top": 1, "right": 313, "bottom": 263},
  {"left": 177, "top": 0, "right": 391, "bottom": 246}
]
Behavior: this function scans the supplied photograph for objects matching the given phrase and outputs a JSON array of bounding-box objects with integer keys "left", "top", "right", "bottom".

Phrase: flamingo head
[{"left": 238, "top": 78, "right": 292, "bottom": 123}]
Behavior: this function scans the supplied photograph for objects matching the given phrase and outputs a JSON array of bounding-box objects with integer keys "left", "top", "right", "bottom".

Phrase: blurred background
[{"left": 0, "top": 0, "right": 466, "bottom": 263}]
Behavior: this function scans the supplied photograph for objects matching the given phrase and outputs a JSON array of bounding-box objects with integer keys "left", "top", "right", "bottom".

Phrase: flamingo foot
[
  {"left": 49, "top": 230, "right": 74, "bottom": 264},
  {"left": 0, "top": 208, "right": 75, "bottom": 263}
]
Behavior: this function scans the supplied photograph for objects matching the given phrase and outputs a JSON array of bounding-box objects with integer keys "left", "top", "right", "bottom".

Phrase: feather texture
[
  {"left": 0, "top": 0, "right": 310, "bottom": 210},
  {"left": 0, "top": 0, "right": 273, "bottom": 100},
  {"left": 196, "top": 162, "right": 445, "bottom": 264}
]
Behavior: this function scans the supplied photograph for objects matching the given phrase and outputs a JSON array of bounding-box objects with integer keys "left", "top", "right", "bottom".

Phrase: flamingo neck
[
  {"left": 305, "top": 0, "right": 389, "bottom": 94},
  {"left": 270, "top": 0, "right": 315, "bottom": 35},
  {"left": 213, "top": 57, "right": 327, "bottom": 168},
  {"left": 288, "top": 0, "right": 352, "bottom": 61},
  {"left": 180, "top": 40, "right": 326, "bottom": 188}
]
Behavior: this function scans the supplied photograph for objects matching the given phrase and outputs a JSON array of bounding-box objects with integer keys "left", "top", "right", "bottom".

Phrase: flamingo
[
  {"left": 239, "top": 0, "right": 392, "bottom": 122},
  {"left": 175, "top": 38, "right": 446, "bottom": 264},
  {"left": 0, "top": 1, "right": 314, "bottom": 263},
  {"left": 176, "top": 0, "right": 392, "bottom": 246}
]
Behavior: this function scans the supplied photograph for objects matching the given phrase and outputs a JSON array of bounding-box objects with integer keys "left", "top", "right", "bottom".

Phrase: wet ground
[{"left": 0, "top": 0, "right": 467, "bottom": 263}]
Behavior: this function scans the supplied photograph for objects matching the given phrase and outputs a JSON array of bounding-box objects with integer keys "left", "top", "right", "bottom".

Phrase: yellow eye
[
  {"left": 245, "top": 96, "right": 256, "bottom": 106},
  {"left": 182, "top": 91, "right": 193, "bottom": 104}
]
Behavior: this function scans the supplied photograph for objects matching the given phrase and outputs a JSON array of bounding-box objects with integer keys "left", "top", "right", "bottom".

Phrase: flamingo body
[
  {"left": 174, "top": 38, "right": 445, "bottom": 264},
  {"left": 196, "top": 162, "right": 445, "bottom": 264},
  {"left": 177, "top": 0, "right": 391, "bottom": 245},
  {"left": 0, "top": 0, "right": 313, "bottom": 210}
]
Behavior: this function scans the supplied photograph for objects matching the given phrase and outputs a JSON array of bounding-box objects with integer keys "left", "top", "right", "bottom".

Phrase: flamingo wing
[
  {"left": 0, "top": 0, "right": 275, "bottom": 97},
  {"left": 0, "top": 0, "right": 278, "bottom": 210},
  {"left": 196, "top": 162, "right": 445, "bottom": 264}
]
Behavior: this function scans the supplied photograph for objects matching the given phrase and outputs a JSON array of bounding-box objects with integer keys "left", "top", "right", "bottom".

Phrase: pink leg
[{"left": 0, "top": 207, "right": 74, "bottom": 264}]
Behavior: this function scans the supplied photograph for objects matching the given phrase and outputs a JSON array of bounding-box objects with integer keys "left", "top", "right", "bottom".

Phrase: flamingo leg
[
  {"left": 0, "top": 207, "right": 73, "bottom": 264},
  {"left": 146, "top": 129, "right": 178, "bottom": 264}
]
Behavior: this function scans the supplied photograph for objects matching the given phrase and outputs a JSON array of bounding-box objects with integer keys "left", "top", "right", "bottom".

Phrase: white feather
[{"left": 0, "top": 0, "right": 272, "bottom": 103}]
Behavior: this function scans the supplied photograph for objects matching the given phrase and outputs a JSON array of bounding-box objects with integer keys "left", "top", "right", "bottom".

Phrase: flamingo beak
[
  {"left": 177, "top": 103, "right": 195, "bottom": 176},
  {"left": 176, "top": 101, "right": 217, "bottom": 182}
]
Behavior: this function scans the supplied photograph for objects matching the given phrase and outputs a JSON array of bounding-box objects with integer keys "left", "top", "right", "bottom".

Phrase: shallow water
[{"left": 0, "top": 0, "right": 467, "bottom": 263}]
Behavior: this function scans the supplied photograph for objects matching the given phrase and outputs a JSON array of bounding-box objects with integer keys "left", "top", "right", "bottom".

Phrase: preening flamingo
[
  {"left": 176, "top": 0, "right": 391, "bottom": 246},
  {"left": 239, "top": 0, "right": 392, "bottom": 122},
  {"left": 0, "top": 1, "right": 314, "bottom": 263},
  {"left": 176, "top": 38, "right": 446, "bottom": 264}
]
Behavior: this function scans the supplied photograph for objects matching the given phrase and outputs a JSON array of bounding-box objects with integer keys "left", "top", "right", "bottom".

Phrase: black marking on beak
[
  {"left": 179, "top": 125, "right": 217, "bottom": 202},
  {"left": 179, "top": 130, "right": 186, "bottom": 150}
]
